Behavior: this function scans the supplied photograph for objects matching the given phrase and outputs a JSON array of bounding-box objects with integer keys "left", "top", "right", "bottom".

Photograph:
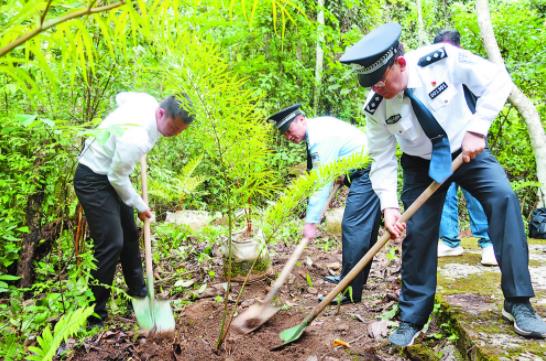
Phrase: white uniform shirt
[
  {"left": 79, "top": 92, "right": 161, "bottom": 212},
  {"left": 306, "top": 116, "right": 368, "bottom": 223},
  {"left": 365, "top": 43, "right": 512, "bottom": 210}
]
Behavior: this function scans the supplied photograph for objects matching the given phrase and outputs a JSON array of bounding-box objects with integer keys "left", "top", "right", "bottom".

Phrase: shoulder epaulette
[
  {"left": 418, "top": 47, "right": 447, "bottom": 67},
  {"left": 364, "top": 94, "right": 384, "bottom": 115}
]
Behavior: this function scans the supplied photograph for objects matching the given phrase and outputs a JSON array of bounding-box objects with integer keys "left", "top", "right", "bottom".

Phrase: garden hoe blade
[
  {"left": 133, "top": 156, "right": 175, "bottom": 333},
  {"left": 273, "top": 155, "right": 464, "bottom": 349}
]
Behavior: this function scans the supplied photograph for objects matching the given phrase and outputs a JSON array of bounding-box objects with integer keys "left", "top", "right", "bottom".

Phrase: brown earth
[{"left": 69, "top": 241, "right": 419, "bottom": 361}]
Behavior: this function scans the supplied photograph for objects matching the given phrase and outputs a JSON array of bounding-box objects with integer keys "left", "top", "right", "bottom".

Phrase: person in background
[
  {"left": 268, "top": 104, "right": 381, "bottom": 305},
  {"left": 74, "top": 92, "right": 194, "bottom": 327},
  {"left": 433, "top": 30, "right": 497, "bottom": 266}
]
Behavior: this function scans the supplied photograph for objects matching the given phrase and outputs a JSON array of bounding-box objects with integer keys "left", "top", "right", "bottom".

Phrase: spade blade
[{"left": 271, "top": 321, "right": 308, "bottom": 350}]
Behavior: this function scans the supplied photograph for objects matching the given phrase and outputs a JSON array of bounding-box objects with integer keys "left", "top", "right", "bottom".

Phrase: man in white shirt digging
[{"left": 74, "top": 92, "right": 193, "bottom": 327}]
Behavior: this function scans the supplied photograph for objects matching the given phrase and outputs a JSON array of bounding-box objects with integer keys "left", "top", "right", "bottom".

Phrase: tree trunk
[
  {"left": 17, "top": 188, "right": 45, "bottom": 288},
  {"left": 416, "top": 0, "right": 427, "bottom": 46},
  {"left": 314, "top": 0, "right": 325, "bottom": 113},
  {"left": 476, "top": 0, "right": 546, "bottom": 207}
]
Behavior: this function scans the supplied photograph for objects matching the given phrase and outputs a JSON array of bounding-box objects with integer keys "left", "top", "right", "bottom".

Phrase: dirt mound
[{"left": 71, "top": 244, "right": 409, "bottom": 361}]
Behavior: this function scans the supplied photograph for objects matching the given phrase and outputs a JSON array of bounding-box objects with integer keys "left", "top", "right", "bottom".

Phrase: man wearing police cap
[
  {"left": 340, "top": 23, "right": 546, "bottom": 346},
  {"left": 268, "top": 104, "right": 381, "bottom": 305}
]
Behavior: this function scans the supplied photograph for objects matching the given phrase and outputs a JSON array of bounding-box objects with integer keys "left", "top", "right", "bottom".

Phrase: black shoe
[
  {"left": 324, "top": 275, "right": 341, "bottom": 284},
  {"left": 318, "top": 294, "right": 360, "bottom": 305},
  {"left": 503, "top": 301, "right": 546, "bottom": 338},
  {"left": 388, "top": 321, "right": 422, "bottom": 346}
]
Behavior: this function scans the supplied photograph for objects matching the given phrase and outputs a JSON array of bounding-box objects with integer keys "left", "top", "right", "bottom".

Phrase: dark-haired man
[
  {"left": 74, "top": 92, "right": 194, "bottom": 327},
  {"left": 268, "top": 104, "right": 381, "bottom": 305},
  {"left": 340, "top": 23, "right": 545, "bottom": 346}
]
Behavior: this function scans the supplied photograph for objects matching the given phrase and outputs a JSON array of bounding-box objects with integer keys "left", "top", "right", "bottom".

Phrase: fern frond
[
  {"left": 262, "top": 152, "right": 370, "bottom": 241},
  {"left": 27, "top": 306, "right": 94, "bottom": 361}
]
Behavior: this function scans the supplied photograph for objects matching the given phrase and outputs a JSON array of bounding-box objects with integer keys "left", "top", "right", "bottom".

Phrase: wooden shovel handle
[
  {"left": 140, "top": 156, "right": 155, "bottom": 299},
  {"left": 264, "top": 236, "right": 311, "bottom": 304},
  {"left": 302, "top": 154, "right": 464, "bottom": 325},
  {"left": 263, "top": 182, "right": 342, "bottom": 304}
]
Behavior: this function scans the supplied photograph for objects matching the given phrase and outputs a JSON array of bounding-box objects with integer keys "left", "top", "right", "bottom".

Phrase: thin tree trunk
[
  {"left": 416, "top": 0, "right": 426, "bottom": 46},
  {"left": 314, "top": 0, "right": 325, "bottom": 113},
  {"left": 17, "top": 189, "right": 45, "bottom": 287},
  {"left": 476, "top": 0, "right": 546, "bottom": 207}
]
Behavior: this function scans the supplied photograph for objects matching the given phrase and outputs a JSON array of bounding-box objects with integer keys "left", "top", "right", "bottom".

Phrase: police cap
[
  {"left": 340, "top": 23, "right": 402, "bottom": 87},
  {"left": 267, "top": 104, "right": 304, "bottom": 133}
]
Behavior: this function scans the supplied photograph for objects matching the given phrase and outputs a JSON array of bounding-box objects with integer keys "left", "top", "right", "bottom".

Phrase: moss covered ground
[{"left": 436, "top": 237, "right": 546, "bottom": 360}]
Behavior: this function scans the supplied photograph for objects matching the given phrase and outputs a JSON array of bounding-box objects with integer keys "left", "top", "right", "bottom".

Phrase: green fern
[
  {"left": 27, "top": 306, "right": 94, "bottom": 361},
  {"left": 263, "top": 152, "right": 370, "bottom": 241},
  {"left": 149, "top": 156, "right": 205, "bottom": 207}
]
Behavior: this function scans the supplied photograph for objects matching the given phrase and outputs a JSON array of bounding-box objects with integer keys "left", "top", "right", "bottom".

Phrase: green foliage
[
  {"left": 344, "top": 285, "right": 353, "bottom": 303},
  {"left": 176, "top": 46, "right": 278, "bottom": 214},
  {"left": 305, "top": 271, "right": 313, "bottom": 287},
  {"left": 381, "top": 302, "right": 399, "bottom": 321},
  {"left": 0, "top": 0, "right": 543, "bottom": 357},
  {"left": 263, "top": 152, "right": 370, "bottom": 241},
  {"left": 385, "top": 246, "right": 398, "bottom": 262},
  {"left": 425, "top": 302, "right": 459, "bottom": 343},
  {"left": 149, "top": 156, "right": 206, "bottom": 210},
  {"left": 0, "top": 114, "right": 78, "bottom": 268},
  {"left": 448, "top": 0, "right": 545, "bottom": 212},
  {"left": 227, "top": 0, "right": 380, "bottom": 121},
  {"left": 0, "top": 274, "right": 21, "bottom": 293},
  {"left": 0, "top": 231, "right": 95, "bottom": 361},
  {"left": 153, "top": 222, "right": 194, "bottom": 256},
  {"left": 27, "top": 306, "right": 94, "bottom": 361}
]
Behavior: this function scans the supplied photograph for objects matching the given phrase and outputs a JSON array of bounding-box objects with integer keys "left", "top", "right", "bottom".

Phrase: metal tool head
[
  {"left": 132, "top": 296, "right": 175, "bottom": 333},
  {"left": 271, "top": 320, "right": 309, "bottom": 350},
  {"left": 231, "top": 301, "right": 280, "bottom": 334}
]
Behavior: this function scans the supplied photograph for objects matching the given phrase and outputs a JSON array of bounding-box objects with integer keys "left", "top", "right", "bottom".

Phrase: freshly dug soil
[{"left": 70, "top": 242, "right": 411, "bottom": 361}]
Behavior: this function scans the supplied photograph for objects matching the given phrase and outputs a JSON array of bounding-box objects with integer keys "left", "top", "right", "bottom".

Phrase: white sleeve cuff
[
  {"left": 379, "top": 192, "right": 399, "bottom": 211},
  {"left": 134, "top": 197, "right": 149, "bottom": 213},
  {"left": 465, "top": 117, "right": 490, "bottom": 137}
]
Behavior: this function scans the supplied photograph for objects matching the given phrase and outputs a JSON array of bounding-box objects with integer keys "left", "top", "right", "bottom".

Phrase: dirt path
[{"left": 70, "top": 242, "right": 413, "bottom": 361}]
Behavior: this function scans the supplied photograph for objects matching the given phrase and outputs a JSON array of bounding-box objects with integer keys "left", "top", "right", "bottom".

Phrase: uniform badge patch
[
  {"left": 386, "top": 114, "right": 401, "bottom": 125},
  {"left": 418, "top": 47, "right": 447, "bottom": 67},
  {"left": 429, "top": 82, "right": 448, "bottom": 99},
  {"left": 364, "top": 94, "right": 384, "bottom": 115}
]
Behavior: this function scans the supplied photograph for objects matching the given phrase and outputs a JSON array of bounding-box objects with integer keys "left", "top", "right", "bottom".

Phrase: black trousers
[
  {"left": 399, "top": 150, "right": 535, "bottom": 326},
  {"left": 340, "top": 167, "right": 382, "bottom": 301},
  {"left": 74, "top": 164, "right": 146, "bottom": 320}
]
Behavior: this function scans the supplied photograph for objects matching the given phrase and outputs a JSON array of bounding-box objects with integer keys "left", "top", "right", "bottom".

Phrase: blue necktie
[{"left": 405, "top": 88, "right": 452, "bottom": 183}]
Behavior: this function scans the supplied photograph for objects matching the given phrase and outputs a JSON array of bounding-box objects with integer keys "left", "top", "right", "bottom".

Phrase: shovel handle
[
  {"left": 263, "top": 182, "right": 341, "bottom": 304},
  {"left": 264, "top": 237, "right": 310, "bottom": 304},
  {"left": 301, "top": 154, "right": 464, "bottom": 326},
  {"left": 140, "top": 156, "right": 155, "bottom": 300}
]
